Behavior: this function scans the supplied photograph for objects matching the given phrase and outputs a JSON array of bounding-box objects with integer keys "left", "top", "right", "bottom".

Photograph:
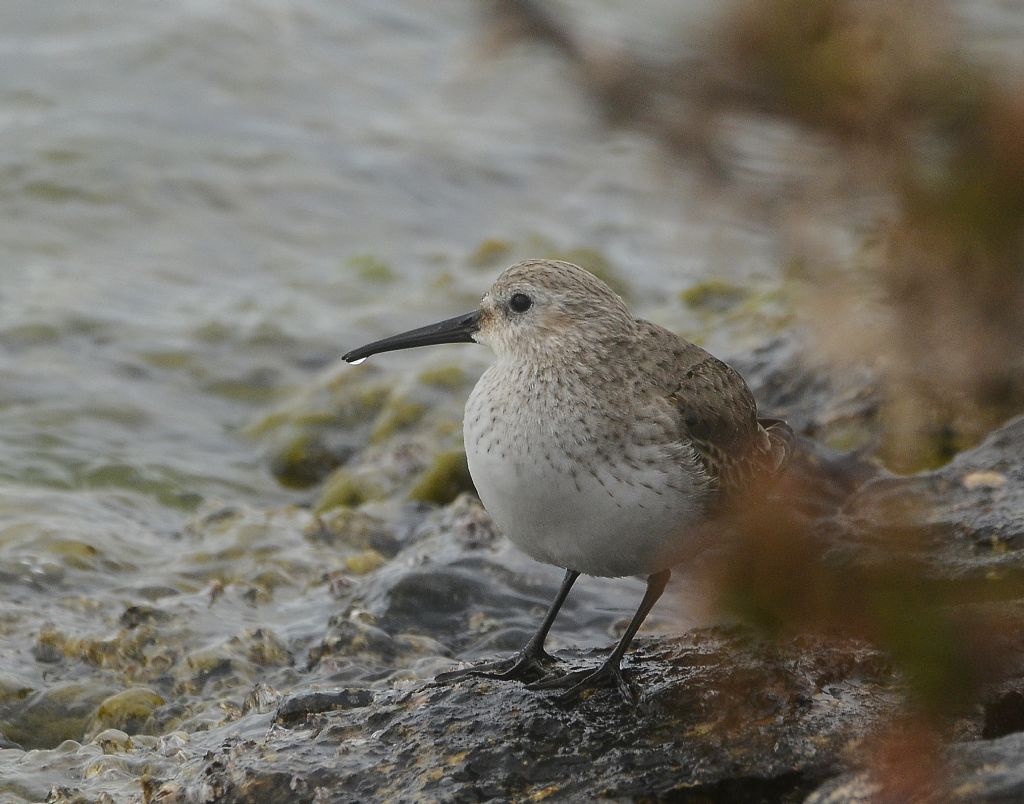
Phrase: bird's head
[{"left": 343, "top": 259, "right": 635, "bottom": 365}]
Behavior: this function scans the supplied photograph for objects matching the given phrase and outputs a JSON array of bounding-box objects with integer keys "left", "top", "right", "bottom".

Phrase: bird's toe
[
  {"left": 529, "top": 662, "right": 639, "bottom": 706},
  {"left": 434, "top": 649, "right": 557, "bottom": 685}
]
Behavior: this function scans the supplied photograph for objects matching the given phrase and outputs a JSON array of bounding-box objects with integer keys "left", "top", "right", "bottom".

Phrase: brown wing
[{"left": 642, "top": 324, "right": 790, "bottom": 504}]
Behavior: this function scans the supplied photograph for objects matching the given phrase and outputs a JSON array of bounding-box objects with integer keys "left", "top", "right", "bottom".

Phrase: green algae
[
  {"left": 24, "top": 180, "right": 116, "bottom": 205},
  {"left": 678, "top": 281, "right": 798, "bottom": 346},
  {"left": 347, "top": 255, "right": 395, "bottom": 283},
  {"left": 251, "top": 382, "right": 391, "bottom": 441},
  {"left": 0, "top": 674, "right": 34, "bottom": 707},
  {"left": 306, "top": 508, "right": 396, "bottom": 554},
  {"left": 0, "top": 323, "right": 61, "bottom": 347},
  {"left": 680, "top": 279, "right": 751, "bottom": 312},
  {"left": 203, "top": 372, "right": 282, "bottom": 404},
  {"left": 820, "top": 422, "right": 874, "bottom": 454},
  {"left": 316, "top": 469, "right": 384, "bottom": 512},
  {"left": 370, "top": 398, "right": 429, "bottom": 443},
  {"left": 430, "top": 271, "right": 455, "bottom": 290},
  {"left": 140, "top": 350, "right": 194, "bottom": 371},
  {"left": 468, "top": 238, "right": 513, "bottom": 268},
  {"left": 40, "top": 538, "right": 101, "bottom": 571},
  {"left": 269, "top": 431, "right": 345, "bottom": 490},
  {"left": 345, "top": 549, "right": 387, "bottom": 575},
  {"left": 1, "top": 683, "right": 117, "bottom": 750},
  {"left": 230, "top": 628, "right": 291, "bottom": 668},
  {"left": 192, "top": 320, "right": 232, "bottom": 344},
  {"left": 417, "top": 365, "right": 467, "bottom": 389},
  {"left": 408, "top": 450, "right": 474, "bottom": 505},
  {"left": 88, "top": 688, "right": 165, "bottom": 737},
  {"left": 76, "top": 464, "right": 203, "bottom": 512},
  {"left": 92, "top": 727, "right": 133, "bottom": 754}
]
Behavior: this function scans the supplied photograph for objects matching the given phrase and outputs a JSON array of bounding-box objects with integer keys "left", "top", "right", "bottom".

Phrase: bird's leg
[
  {"left": 529, "top": 569, "right": 671, "bottom": 704},
  {"left": 434, "top": 569, "right": 580, "bottom": 684}
]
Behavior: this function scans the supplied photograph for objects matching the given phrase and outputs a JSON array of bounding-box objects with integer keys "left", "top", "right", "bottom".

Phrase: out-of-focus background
[{"left": 1, "top": 1, "right": 1022, "bottom": 800}]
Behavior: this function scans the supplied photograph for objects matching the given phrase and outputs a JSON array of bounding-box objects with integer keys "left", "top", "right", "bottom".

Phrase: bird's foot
[
  {"left": 434, "top": 647, "right": 558, "bottom": 685},
  {"left": 528, "top": 660, "right": 638, "bottom": 705}
]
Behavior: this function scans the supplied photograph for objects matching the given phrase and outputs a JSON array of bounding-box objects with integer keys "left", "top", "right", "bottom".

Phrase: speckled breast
[{"left": 463, "top": 366, "right": 710, "bottom": 578}]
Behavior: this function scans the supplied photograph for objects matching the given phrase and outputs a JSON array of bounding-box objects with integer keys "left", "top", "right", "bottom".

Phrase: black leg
[
  {"left": 529, "top": 569, "right": 671, "bottom": 704},
  {"left": 434, "top": 568, "right": 580, "bottom": 684}
]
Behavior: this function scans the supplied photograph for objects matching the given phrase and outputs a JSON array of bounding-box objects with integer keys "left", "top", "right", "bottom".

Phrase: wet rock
[
  {"left": 304, "top": 508, "right": 402, "bottom": 557},
  {"left": 119, "top": 604, "right": 171, "bottom": 629},
  {"left": 91, "top": 727, "right": 132, "bottom": 754},
  {"left": 983, "top": 689, "right": 1024, "bottom": 740},
  {"left": 306, "top": 617, "right": 449, "bottom": 677},
  {"left": 948, "top": 731, "right": 1024, "bottom": 801},
  {"left": 241, "top": 682, "right": 282, "bottom": 716},
  {"left": 342, "top": 548, "right": 386, "bottom": 576},
  {"left": 86, "top": 687, "right": 165, "bottom": 739},
  {"left": 0, "top": 683, "right": 117, "bottom": 750},
  {"left": 32, "top": 626, "right": 65, "bottom": 664},
  {"left": 0, "top": 731, "right": 23, "bottom": 750},
  {"left": 153, "top": 630, "right": 898, "bottom": 801},
  {"left": 837, "top": 413, "right": 1024, "bottom": 578},
  {"left": 275, "top": 689, "right": 375, "bottom": 726},
  {"left": 735, "top": 335, "right": 883, "bottom": 455},
  {"left": 46, "top": 787, "right": 117, "bottom": 804},
  {"left": 809, "top": 730, "right": 1024, "bottom": 803},
  {"left": 269, "top": 431, "right": 354, "bottom": 490}
]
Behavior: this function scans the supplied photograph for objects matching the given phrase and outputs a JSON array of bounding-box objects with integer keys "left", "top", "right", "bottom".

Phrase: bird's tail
[
  {"left": 758, "top": 416, "right": 879, "bottom": 517},
  {"left": 757, "top": 417, "right": 795, "bottom": 475}
]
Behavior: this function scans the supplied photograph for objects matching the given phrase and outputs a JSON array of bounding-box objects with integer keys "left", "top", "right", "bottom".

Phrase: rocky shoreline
[{"left": 138, "top": 405, "right": 1024, "bottom": 802}]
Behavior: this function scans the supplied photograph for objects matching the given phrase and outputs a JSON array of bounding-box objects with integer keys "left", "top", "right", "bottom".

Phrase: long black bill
[{"left": 343, "top": 310, "right": 481, "bottom": 364}]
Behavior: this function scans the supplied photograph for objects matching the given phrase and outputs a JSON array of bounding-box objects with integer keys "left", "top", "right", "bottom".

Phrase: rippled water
[{"left": 0, "top": 0, "right": 1019, "bottom": 800}]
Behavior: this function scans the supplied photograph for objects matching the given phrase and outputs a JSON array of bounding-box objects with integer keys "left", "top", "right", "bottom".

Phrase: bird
[{"left": 343, "top": 259, "right": 792, "bottom": 703}]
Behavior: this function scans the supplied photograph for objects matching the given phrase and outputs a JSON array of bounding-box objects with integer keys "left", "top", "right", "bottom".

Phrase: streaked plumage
[{"left": 344, "top": 259, "right": 791, "bottom": 702}]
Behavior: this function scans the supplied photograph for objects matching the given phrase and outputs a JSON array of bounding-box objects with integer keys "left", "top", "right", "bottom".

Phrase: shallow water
[{"left": 0, "top": 0, "right": 1019, "bottom": 800}]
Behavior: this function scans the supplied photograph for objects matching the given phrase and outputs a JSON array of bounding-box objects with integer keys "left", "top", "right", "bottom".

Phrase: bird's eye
[{"left": 509, "top": 293, "right": 532, "bottom": 313}]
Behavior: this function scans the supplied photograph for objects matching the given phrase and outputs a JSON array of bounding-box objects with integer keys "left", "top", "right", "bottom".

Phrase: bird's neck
[{"left": 483, "top": 343, "right": 635, "bottom": 422}]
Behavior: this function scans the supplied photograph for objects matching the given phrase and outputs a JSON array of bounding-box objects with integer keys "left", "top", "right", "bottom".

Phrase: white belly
[{"left": 464, "top": 384, "right": 708, "bottom": 577}]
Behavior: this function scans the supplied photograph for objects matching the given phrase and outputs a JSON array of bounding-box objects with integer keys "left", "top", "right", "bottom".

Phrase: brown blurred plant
[{"left": 709, "top": 469, "right": 1024, "bottom": 800}]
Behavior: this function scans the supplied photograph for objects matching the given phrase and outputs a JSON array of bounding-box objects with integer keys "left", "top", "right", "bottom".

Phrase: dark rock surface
[
  {"left": 840, "top": 415, "right": 1024, "bottom": 577},
  {"left": 153, "top": 631, "right": 898, "bottom": 803}
]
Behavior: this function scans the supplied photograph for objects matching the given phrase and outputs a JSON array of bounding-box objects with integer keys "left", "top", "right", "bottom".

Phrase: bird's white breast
[{"left": 464, "top": 365, "right": 709, "bottom": 578}]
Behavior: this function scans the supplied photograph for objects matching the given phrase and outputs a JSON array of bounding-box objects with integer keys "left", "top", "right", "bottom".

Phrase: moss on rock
[
  {"left": 347, "top": 255, "right": 395, "bottom": 284},
  {"left": 269, "top": 432, "right": 347, "bottom": 490},
  {"left": 316, "top": 469, "right": 384, "bottom": 512},
  {"left": 417, "top": 365, "right": 468, "bottom": 389},
  {"left": 680, "top": 279, "right": 750, "bottom": 312},
  {"left": 408, "top": 450, "right": 474, "bottom": 505},
  {"left": 370, "top": 398, "right": 429, "bottom": 443},
  {"left": 469, "top": 238, "right": 513, "bottom": 268},
  {"left": 345, "top": 549, "right": 387, "bottom": 575},
  {"left": 89, "top": 688, "right": 165, "bottom": 737}
]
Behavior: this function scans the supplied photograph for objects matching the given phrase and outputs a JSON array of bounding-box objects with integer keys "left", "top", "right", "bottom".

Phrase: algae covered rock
[
  {"left": 256, "top": 358, "right": 475, "bottom": 506},
  {"left": 0, "top": 682, "right": 117, "bottom": 750},
  {"left": 408, "top": 449, "right": 474, "bottom": 505},
  {"left": 87, "top": 687, "right": 165, "bottom": 739}
]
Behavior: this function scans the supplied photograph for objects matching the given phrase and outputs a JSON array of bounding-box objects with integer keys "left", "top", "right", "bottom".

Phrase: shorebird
[{"left": 344, "top": 260, "right": 791, "bottom": 703}]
